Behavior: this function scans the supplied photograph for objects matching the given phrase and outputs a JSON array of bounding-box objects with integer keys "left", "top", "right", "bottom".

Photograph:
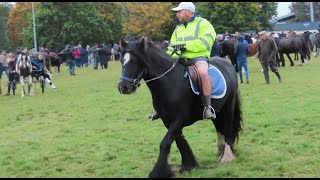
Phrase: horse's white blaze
[{"left": 123, "top": 53, "right": 131, "bottom": 66}]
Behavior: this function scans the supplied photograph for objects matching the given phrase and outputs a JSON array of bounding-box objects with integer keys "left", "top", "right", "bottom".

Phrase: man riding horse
[{"left": 148, "top": 2, "right": 216, "bottom": 120}]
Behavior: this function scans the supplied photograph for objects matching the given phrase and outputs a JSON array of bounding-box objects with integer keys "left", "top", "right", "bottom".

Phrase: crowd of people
[
  {"left": 0, "top": 42, "right": 125, "bottom": 95},
  {"left": 1, "top": 2, "right": 299, "bottom": 99}
]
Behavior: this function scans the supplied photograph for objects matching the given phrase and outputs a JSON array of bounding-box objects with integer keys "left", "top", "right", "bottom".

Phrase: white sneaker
[
  {"left": 50, "top": 84, "right": 56, "bottom": 89},
  {"left": 45, "top": 78, "right": 51, "bottom": 84}
]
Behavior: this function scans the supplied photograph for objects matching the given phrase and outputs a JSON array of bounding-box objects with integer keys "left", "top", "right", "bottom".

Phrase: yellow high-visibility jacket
[{"left": 167, "top": 16, "right": 216, "bottom": 59}]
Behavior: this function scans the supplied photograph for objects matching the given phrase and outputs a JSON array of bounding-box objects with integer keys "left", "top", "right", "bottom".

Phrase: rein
[
  {"left": 145, "top": 60, "right": 178, "bottom": 83},
  {"left": 144, "top": 49, "right": 183, "bottom": 83}
]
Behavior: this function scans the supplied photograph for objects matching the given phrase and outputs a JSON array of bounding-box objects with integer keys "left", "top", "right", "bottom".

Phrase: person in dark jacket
[
  {"left": 5, "top": 53, "right": 18, "bottom": 95},
  {"left": 98, "top": 44, "right": 111, "bottom": 69},
  {"left": 234, "top": 35, "right": 249, "bottom": 84},
  {"left": 31, "top": 53, "right": 56, "bottom": 89},
  {"left": 210, "top": 34, "right": 224, "bottom": 57},
  {"left": 257, "top": 31, "right": 282, "bottom": 84},
  {"left": 61, "top": 45, "right": 76, "bottom": 75}
]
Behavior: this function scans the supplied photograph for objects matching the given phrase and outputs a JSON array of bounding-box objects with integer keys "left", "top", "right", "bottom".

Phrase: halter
[
  {"left": 120, "top": 69, "right": 146, "bottom": 87},
  {"left": 120, "top": 48, "right": 146, "bottom": 87}
]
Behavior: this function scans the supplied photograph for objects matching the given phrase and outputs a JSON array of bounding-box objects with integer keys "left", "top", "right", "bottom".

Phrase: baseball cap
[
  {"left": 172, "top": 2, "right": 195, "bottom": 13},
  {"left": 259, "top": 31, "right": 267, "bottom": 35}
]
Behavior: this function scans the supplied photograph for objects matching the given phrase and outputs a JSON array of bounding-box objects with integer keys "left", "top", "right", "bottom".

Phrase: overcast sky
[{"left": 277, "top": 2, "right": 292, "bottom": 17}]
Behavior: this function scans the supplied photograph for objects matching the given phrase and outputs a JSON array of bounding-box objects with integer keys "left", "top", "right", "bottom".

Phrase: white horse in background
[
  {"left": 309, "top": 32, "right": 317, "bottom": 52},
  {"left": 15, "top": 51, "right": 34, "bottom": 97}
]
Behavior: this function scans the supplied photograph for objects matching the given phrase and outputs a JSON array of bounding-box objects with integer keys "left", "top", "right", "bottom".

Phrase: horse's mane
[{"left": 128, "top": 38, "right": 174, "bottom": 74}]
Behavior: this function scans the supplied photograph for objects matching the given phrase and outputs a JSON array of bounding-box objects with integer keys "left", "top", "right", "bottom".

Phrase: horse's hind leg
[
  {"left": 298, "top": 50, "right": 307, "bottom": 65},
  {"left": 279, "top": 53, "right": 285, "bottom": 67},
  {"left": 286, "top": 53, "right": 294, "bottom": 66},
  {"left": 28, "top": 77, "right": 34, "bottom": 95},
  {"left": 175, "top": 133, "right": 198, "bottom": 173},
  {"left": 215, "top": 98, "right": 237, "bottom": 163},
  {"left": 216, "top": 131, "right": 225, "bottom": 158},
  {"left": 20, "top": 78, "right": 25, "bottom": 97}
]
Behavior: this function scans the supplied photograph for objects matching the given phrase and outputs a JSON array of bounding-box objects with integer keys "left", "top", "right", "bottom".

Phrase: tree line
[{"left": 0, "top": 2, "right": 281, "bottom": 51}]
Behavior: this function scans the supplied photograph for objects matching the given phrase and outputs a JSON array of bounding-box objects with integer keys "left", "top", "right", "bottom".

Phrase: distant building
[
  {"left": 272, "top": 21, "right": 320, "bottom": 34},
  {"left": 269, "top": 12, "right": 320, "bottom": 34},
  {"left": 269, "top": 12, "right": 296, "bottom": 24}
]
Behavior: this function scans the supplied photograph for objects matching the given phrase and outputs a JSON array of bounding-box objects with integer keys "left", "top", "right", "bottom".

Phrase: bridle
[{"left": 120, "top": 48, "right": 146, "bottom": 87}]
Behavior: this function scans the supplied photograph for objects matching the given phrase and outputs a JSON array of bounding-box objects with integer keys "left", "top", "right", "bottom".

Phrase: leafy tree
[
  {"left": 257, "top": 2, "right": 278, "bottom": 31},
  {"left": 0, "top": 2, "right": 13, "bottom": 50},
  {"left": 122, "top": 2, "right": 175, "bottom": 41},
  {"left": 197, "top": 2, "right": 261, "bottom": 34},
  {"left": 6, "top": 2, "right": 33, "bottom": 49},
  {"left": 289, "top": 2, "right": 320, "bottom": 23},
  {"left": 23, "top": 2, "right": 115, "bottom": 50},
  {"left": 95, "top": 2, "right": 125, "bottom": 43}
]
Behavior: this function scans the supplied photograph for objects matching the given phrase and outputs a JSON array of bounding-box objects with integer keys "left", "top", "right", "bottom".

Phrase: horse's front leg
[
  {"left": 28, "top": 76, "right": 34, "bottom": 96},
  {"left": 148, "top": 121, "right": 182, "bottom": 178},
  {"left": 279, "top": 53, "right": 285, "bottom": 67},
  {"left": 175, "top": 133, "right": 198, "bottom": 173},
  {"left": 20, "top": 77, "right": 25, "bottom": 97}
]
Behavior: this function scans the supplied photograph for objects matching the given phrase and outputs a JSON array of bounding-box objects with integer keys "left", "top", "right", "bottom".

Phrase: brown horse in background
[
  {"left": 44, "top": 51, "right": 65, "bottom": 75},
  {"left": 247, "top": 41, "right": 259, "bottom": 57}
]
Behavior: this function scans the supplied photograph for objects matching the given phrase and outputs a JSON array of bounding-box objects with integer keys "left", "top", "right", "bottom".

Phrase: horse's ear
[
  {"left": 119, "top": 38, "right": 128, "bottom": 51},
  {"left": 139, "top": 36, "right": 148, "bottom": 52}
]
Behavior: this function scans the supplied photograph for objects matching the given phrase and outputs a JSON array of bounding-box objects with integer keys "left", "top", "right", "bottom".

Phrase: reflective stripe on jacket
[{"left": 167, "top": 16, "right": 216, "bottom": 59}]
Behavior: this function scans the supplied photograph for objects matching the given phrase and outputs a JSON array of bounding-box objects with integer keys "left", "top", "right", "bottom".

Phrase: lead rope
[{"left": 144, "top": 61, "right": 178, "bottom": 83}]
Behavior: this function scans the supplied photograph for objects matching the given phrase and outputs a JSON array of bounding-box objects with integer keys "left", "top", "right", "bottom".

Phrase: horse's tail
[{"left": 233, "top": 90, "right": 243, "bottom": 144}]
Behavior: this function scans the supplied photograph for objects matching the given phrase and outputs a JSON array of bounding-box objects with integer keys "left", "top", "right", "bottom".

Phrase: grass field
[{"left": 0, "top": 56, "right": 319, "bottom": 178}]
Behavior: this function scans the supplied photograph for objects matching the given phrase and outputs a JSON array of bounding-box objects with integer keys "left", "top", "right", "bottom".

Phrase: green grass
[{"left": 0, "top": 56, "right": 320, "bottom": 178}]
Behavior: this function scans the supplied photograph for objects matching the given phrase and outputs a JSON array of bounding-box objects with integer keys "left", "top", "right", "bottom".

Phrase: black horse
[
  {"left": 220, "top": 40, "right": 237, "bottom": 72},
  {"left": 277, "top": 36, "right": 309, "bottom": 66},
  {"left": 46, "top": 51, "right": 65, "bottom": 75},
  {"left": 117, "top": 37, "right": 243, "bottom": 178}
]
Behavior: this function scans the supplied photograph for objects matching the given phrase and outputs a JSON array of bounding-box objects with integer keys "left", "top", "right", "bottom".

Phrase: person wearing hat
[
  {"left": 148, "top": 2, "right": 217, "bottom": 120},
  {"left": 257, "top": 30, "right": 282, "bottom": 84}
]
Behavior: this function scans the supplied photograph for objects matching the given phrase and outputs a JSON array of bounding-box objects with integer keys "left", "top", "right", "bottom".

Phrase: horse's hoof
[
  {"left": 148, "top": 166, "right": 174, "bottom": 178},
  {"left": 148, "top": 170, "right": 174, "bottom": 178},
  {"left": 218, "top": 144, "right": 235, "bottom": 163},
  {"left": 179, "top": 163, "right": 198, "bottom": 173}
]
